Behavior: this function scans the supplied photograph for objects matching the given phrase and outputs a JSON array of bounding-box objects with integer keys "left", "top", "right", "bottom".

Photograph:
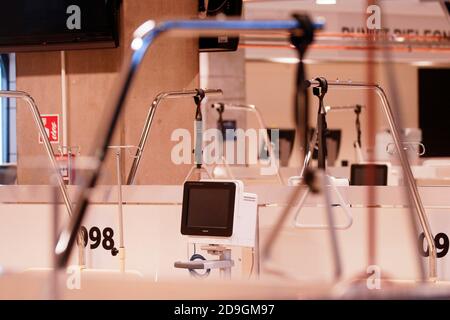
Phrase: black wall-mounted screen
[
  {"left": 181, "top": 181, "right": 236, "bottom": 237},
  {"left": 419, "top": 68, "right": 450, "bottom": 157},
  {"left": 199, "top": 0, "right": 243, "bottom": 52},
  {"left": 0, "top": 0, "right": 121, "bottom": 52}
]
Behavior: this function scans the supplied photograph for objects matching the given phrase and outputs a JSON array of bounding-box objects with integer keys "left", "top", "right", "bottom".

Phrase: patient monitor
[
  {"left": 180, "top": 180, "right": 258, "bottom": 248},
  {"left": 175, "top": 180, "right": 258, "bottom": 279}
]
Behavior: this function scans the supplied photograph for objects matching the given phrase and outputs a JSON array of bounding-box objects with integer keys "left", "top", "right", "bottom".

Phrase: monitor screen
[
  {"left": 181, "top": 181, "right": 236, "bottom": 237},
  {"left": 199, "top": 0, "right": 242, "bottom": 52},
  {"left": 419, "top": 68, "right": 450, "bottom": 157},
  {"left": 0, "top": 0, "right": 121, "bottom": 52},
  {"left": 350, "top": 164, "right": 388, "bottom": 186}
]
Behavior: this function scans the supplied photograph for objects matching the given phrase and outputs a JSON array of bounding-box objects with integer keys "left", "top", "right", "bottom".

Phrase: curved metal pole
[
  {"left": 217, "top": 103, "right": 283, "bottom": 184},
  {"left": 55, "top": 18, "right": 324, "bottom": 269},
  {"left": 126, "top": 89, "right": 223, "bottom": 185},
  {"left": 0, "top": 91, "right": 73, "bottom": 217},
  {"left": 305, "top": 79, "right": 436, "bottom": 280}
]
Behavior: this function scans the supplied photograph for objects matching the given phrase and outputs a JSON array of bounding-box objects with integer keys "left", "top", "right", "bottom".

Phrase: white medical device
[
  {"left": 180, "top": 180, "right": 258, "bottom": 248},
  {"left": 175, "top": 180, "right": 258, "bottom": 279}
]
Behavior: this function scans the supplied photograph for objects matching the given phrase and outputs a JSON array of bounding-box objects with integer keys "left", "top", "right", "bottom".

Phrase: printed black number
[
  {"left": 102, "top": 227, "right": 115, "bottom": 251},
  {"left": 435, "top": 233, "right": 449, "bottom": 258},
  {"left": 418, "top": 232, "right": 449, "bottom": 258},
  {"left": 80, "top": 226, "right": 116, "bottom": 252},
  {"left": 80, "top": 226, "right": 88, "bottom": 247},
  {"left": 89, "top": 227, "right": 102, "bottom": 249}
]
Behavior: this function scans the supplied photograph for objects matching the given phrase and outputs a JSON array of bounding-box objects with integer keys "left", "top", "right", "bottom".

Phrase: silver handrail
[
  {"left": 0, "top": 91, "right": 73, "bottom": 217},
  {"left": 126, "top": 89, "right": 223, "bottom": 185}
]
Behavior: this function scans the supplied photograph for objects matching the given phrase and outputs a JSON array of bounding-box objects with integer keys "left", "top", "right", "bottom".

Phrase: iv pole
[{"left": 184, "top": 89, "right": 214, "bottom": 182}]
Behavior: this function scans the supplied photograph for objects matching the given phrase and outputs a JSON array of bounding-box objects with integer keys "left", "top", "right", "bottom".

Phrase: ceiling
[{"left": 244, "top": 0, "right": 446, "bottom": 17}]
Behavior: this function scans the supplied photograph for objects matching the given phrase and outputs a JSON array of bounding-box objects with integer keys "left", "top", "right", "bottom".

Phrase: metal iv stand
[
  {"left": 126, "top": 88, "right": 223, "bottom": 185},
  {"left": 307, "top": 78, "right": 437, "bottom": 280},
  {"left": 210, "top": 102, "right": 283, "bottom": 184},
  {"left": 184, "top": 89, "right": 214, "bottom": 182},
  {"left": 263, "top": 78, "right": 438, "bottom": 281},
  {"left": 107, "top": 145, "right": 141, "bottom": 272},
  {"left": 299, "top": 103, "right": 365, "bottom": 175},
  {"left": 291, "top": 78, "right": 353, "bottom": 230},
  {"left": 0, "top": 90, "right": 85, "bottom": 267},
  {"left": 54, "top": 16, "right": 324, "bottom": 271}
]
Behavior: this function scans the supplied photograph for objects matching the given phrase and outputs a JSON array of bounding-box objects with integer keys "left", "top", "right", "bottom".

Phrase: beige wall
[
  {"left": 16, "top": 0, "right": 199, "bottom": 185},
  {"left": 246, "top": 61, "right": 419, "bottom": 166}
]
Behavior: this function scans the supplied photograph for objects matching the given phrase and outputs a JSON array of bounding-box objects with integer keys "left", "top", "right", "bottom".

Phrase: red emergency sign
[{"left": 39, "top": 114, "right": 59, "bottom": 144}]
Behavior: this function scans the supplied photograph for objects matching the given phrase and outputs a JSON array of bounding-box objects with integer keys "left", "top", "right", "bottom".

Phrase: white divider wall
[
  {"left": 0, "top": 204, "right": 246, "bottom": 280},
  {"left": 1, "top": 201, "right": 450, "bottom": 282}
]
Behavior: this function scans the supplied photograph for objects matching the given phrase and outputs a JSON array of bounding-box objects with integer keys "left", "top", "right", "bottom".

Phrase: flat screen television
[{"left": 0, "top": 0, "right": 121, "bottom": 52}]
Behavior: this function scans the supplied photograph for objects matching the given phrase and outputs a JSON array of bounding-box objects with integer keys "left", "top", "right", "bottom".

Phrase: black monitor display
[
  {"left": 181, "top": 181, "right": 236, "bottom": 237},
  {"left": 350, "top": 164, "right": 388, "bottom": 186},
  {"left": 0, "top": 0, "right": 121, "bottom": 52},
  {"left": 419, "top": 68, "right": 450, "bottom": 157}
]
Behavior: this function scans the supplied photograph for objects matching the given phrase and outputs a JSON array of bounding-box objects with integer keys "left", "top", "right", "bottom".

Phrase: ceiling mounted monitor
[
  {"left": 0, "top": 0, "right": 121, "bottom": 53},
  {"left": 199, "top": 0, "right": 243, "bottom": 52}
]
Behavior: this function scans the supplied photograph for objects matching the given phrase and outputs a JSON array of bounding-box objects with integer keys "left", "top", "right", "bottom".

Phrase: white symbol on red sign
[{"left": 39, "top": 114, "right": 60, "bottom": 144}]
